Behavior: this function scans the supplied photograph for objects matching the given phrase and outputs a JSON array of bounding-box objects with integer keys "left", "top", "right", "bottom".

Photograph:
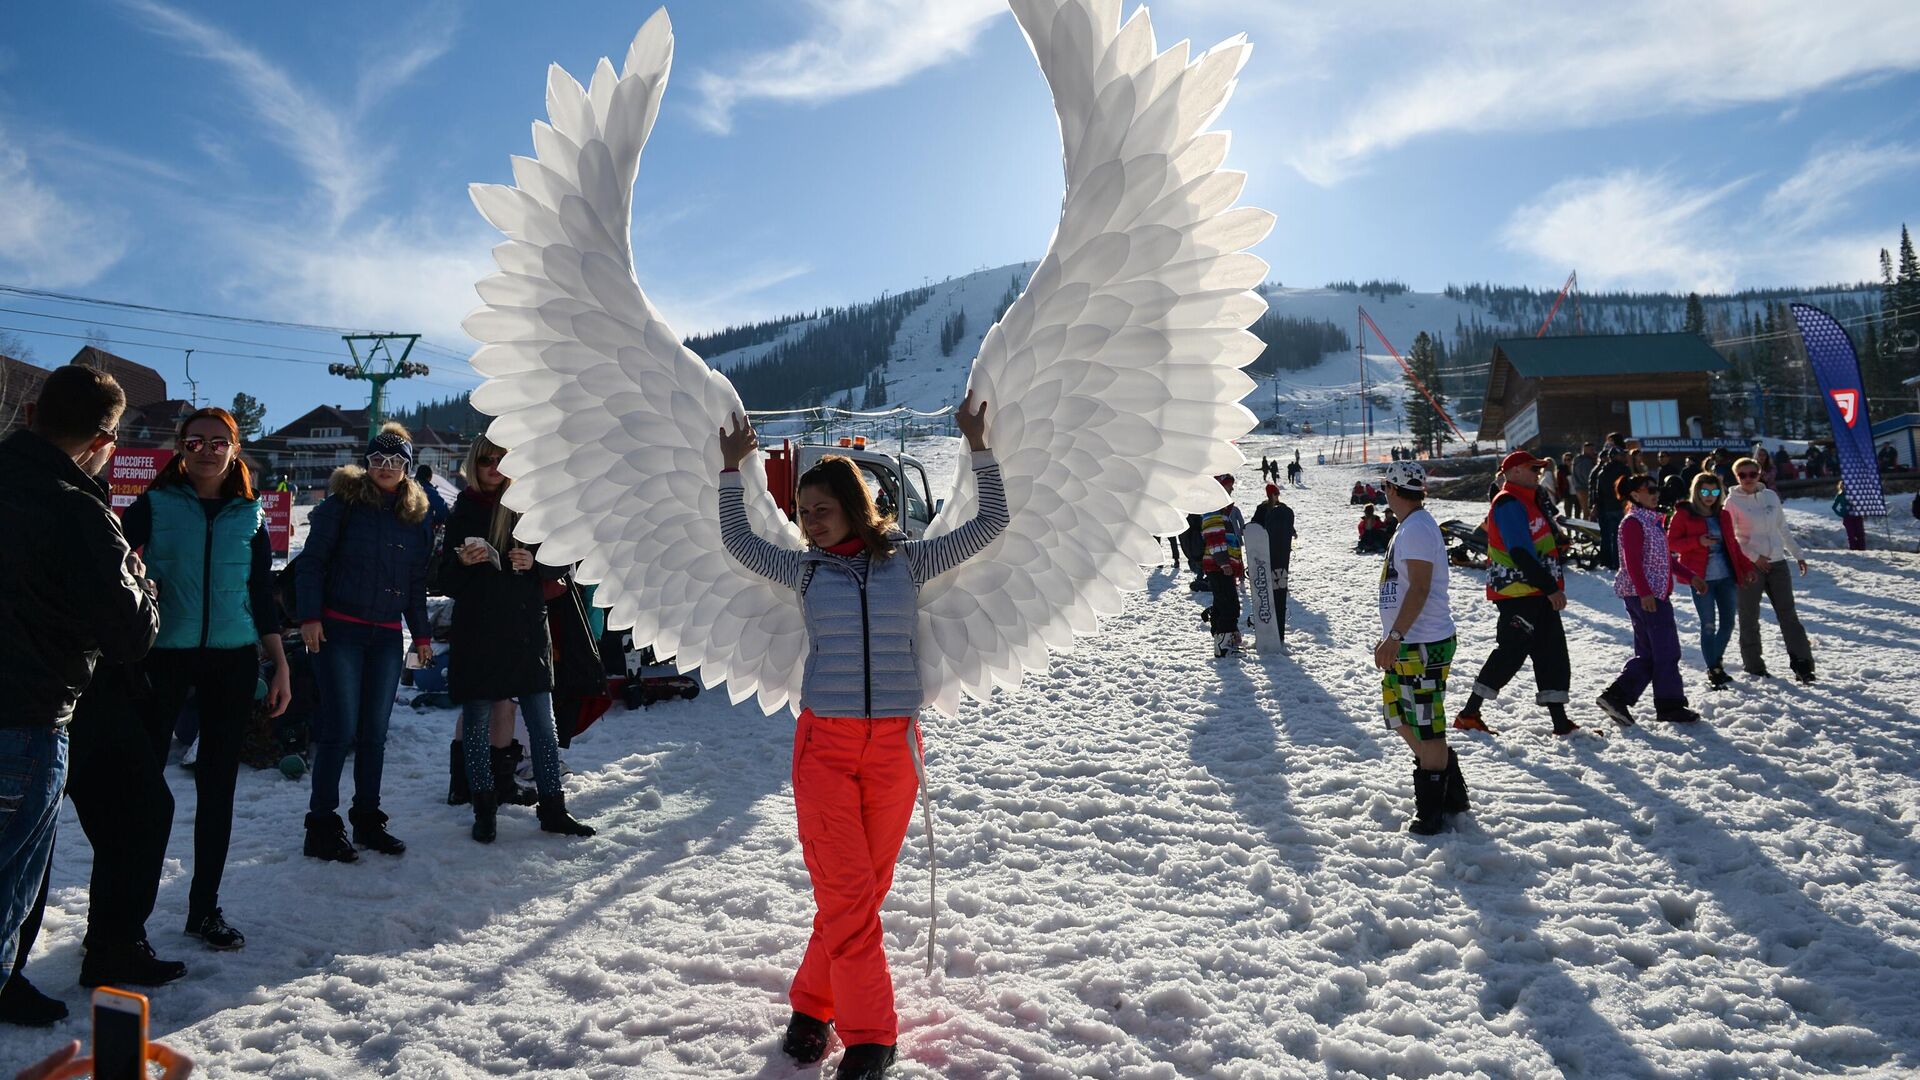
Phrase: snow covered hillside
[{"left": 9, "top": 435, "right": 1919, "bottom": 1078}]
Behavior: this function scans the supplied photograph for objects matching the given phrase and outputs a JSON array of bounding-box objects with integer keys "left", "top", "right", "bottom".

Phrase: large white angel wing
[
  {"left": 462, "top": 10, "right": 814, "bottom": 716},
  {"left": 916, "top": 0, "right": 1273, "bottom": 715}
]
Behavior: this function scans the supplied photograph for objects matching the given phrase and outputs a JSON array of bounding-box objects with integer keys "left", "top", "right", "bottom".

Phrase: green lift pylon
[{"left": 330, "top": 334, "right": 429, "bottom": 439}]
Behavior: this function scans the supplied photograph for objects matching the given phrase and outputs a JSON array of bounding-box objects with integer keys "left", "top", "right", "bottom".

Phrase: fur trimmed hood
[{"left": 328, "top": 464, "right": 429, "bottom": 525}]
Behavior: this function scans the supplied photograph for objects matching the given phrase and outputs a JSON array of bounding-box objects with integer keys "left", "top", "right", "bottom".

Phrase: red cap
[
  {"left": 1265, "top": 483, "right": 1279, "bottom": 497},
  {"left": 1499, "top": 450, "right": 1549, "bottom": 474}
]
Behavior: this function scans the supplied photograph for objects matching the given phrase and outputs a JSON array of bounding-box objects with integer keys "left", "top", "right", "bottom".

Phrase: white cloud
[
  {"left": 1762, "top": 140, "right": 1920, "bottom": 234},
  {"left": 0, "top": 132, "right": 127, "bottom": 287},
  {"left": 1279, "top": 0, "right": 1920, "bottom": 185},
  {"left": 120, "top": 0, "right": 456, "bottom": 231},
  {"left": 693, "top": 0, "right": 1007, "bottom": 134},
  {"left": 1501, "top": 171, "right": 1747, "bottom": 293}
]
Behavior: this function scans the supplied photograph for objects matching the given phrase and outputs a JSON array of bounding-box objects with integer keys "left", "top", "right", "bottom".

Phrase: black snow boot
[
  {"left": 492, "top": 746, "right": 538, "bottom": 806},
  {"left": 1548, "top": 703, "right": 1579, "bottom": 736},
  {"left": 349, "top": 807, "right": 406, "bottom": 855},
  {"left": 1596, "top": 687, "right": 1637, "bottom": 727},
  {"left": 471, "top": 791, "right": 498, "bottom": 844},
  {"left": 835, "top": 1043, "right": 896, "bottom": 1079},
  {"left": 0, "top": 975, "right": 68, "bottom": 1026},
  {"left": 77, "top": 938, "right": 187, "bottom": 989},
  {"left": 303, "top": 812, "right": 358, "bottom": 862},
  {"left": 1654, "top": 698, "right": 1701, "bottom": 724},
  {"left": 1791, "top": 660, "right": 1816, "bottom": 685},
  {"left": 446, "top": 739, "right": 469, "bottom": 805},
  {"left": 1706, "top": 666, "right": 1732, "bottom": 689},
  {"left": 782, "top": 1011, "right": 832, "bottom": 1065},
  {"left": 537, "top": 794, "right": 596, "bottom": 837},
  {"left": 1408, "top": 767, "right": 1447, "bottom": 836},
  {"left": 1443, "top": 748, "right": 1469, "bottom": 814}
]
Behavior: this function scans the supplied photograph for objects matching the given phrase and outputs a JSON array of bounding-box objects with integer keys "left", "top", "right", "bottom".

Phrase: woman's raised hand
[
  {"left": 719, "top": 413, "right": 758, "bottom": 469},
  {"left": 954, "top": 391, "right": 989, "bottom": 451}
]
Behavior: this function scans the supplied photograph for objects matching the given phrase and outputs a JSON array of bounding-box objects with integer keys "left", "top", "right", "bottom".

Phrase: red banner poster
[
  {"left": 107, "top": 449, "right": 173, "bottom": 514},
  {"left": 261, "top": 491, "right": 292, "bottom": 554}
]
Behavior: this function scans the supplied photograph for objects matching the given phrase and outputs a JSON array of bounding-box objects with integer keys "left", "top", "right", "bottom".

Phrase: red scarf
[{"left": 823, "top": 537, "right": 865, "bottom": 558}]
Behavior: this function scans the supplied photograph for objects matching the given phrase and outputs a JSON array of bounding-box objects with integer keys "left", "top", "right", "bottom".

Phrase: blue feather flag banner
[{"left": 1790, "top": 302, "right": 1886, "bottom": 517}]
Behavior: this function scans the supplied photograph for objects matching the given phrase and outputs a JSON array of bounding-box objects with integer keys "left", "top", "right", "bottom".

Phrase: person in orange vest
[{"left": 1453, "top": 450, "right": 1576, "bottom": 735}]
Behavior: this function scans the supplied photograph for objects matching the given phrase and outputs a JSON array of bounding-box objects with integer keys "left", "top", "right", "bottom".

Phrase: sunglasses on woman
[
  {"left": 1736, "top": 470, "right": 1759, "bottom": 480},
  {"left": 1699, "top": 487, "right": 1721, "bottom": 496},
  {"left": 368, "top": 453, "right": 410, "bottom": 470},
  {"left": 476, "top": 454, "right": 503, "bottom": 467},
  {"left": 181, "top": 435, "right": 233, "bottom": 454}
]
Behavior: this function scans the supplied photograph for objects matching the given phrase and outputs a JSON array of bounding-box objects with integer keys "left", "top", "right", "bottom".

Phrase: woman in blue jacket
[
  {"left": 125, "top": 407, "right": 290, "bottom": 951},
  {"left": 295, "top": 423, "right": 434, "bottom": 862},
  {"left": 717, "top": 396, "right": 1005, "bottom": 1080}
]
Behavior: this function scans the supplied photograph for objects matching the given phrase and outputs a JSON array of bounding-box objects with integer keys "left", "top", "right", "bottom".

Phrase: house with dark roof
[
  {"left": 259, "top": 407, "right": 469, "bottom": 492},
  {"left": 1, "top": 347, "right": 178, "bottom": 443},
  {"left": 1478, "top": 332, "right": 1731, "bottom": 453}
]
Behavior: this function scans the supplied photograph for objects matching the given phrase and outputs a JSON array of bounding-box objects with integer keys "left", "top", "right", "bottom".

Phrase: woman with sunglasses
[
  {"left": 295, "top": 423, "right": 435, "bottom": 861},
  {"left": 1724, "top": 455, "right": 1814, "bottom": 683},
  {"left": 116, "top": 407, "right": 290, "bottom": 951},
  {"left": 439, "top": 434, "right": 595, "bottom": 842},
  {"left": 1667, "top": 473, "right": 1754, "bottom": 689},
  {"left": 1596, "top": 474, "right": 1702, "bottom": 725}
]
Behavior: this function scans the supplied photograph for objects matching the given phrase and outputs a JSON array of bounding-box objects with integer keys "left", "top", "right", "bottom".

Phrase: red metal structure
[
  {"left": 1357, "top": 306, "right": 1468, "bottom": 451},
  {"left": 1535, "top": 270, "right": 1585, "bottom": 338}
]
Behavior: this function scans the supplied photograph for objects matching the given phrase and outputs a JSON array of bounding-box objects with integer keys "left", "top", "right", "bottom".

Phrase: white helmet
[{"left": 1383, "top": 460, "right": 1426, "bottom": 492}]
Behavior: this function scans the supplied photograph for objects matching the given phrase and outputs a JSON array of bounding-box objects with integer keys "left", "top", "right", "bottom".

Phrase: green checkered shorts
[{"left": 1382, "top": 635, "right": 1456, "bottom": 740}]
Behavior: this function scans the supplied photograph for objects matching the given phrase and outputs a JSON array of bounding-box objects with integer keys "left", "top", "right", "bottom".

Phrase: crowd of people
[
  {"left": 0, "top": 366, "right": 603, "bottom": 1045},
  {"left": 0, "top": 361, "right": 1889, "bottom": 1077}
]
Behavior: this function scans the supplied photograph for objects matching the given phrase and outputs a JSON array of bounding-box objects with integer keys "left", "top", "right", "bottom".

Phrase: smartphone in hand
[{"left": 93, "top": 987, "right": 148, "bottom": 1080}]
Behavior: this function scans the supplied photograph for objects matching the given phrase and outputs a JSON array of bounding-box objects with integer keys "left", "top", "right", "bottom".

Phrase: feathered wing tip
[
  {"left": 919, "top": 0, "right": 1273, "bottom": 716},
  {"left": 462, "top": 8, "right": 813, "bottom": 716}
]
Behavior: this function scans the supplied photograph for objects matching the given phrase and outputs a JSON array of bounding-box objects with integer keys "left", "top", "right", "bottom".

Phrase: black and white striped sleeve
[
  {"left": 718, "top": 472, "right": 805, "bottom": 591},
  {"left": 902, "top": 450, "right": 1009, "bottom": 585}
]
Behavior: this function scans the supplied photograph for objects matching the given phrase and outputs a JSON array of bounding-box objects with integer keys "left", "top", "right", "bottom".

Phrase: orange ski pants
[{"left": 787, "top": 709, "right": 922, "bottom": 1047}]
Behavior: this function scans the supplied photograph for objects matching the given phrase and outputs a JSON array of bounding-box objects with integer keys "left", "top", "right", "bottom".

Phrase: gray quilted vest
[{"left": 798, "top": 545, "right": 922, "bottom": 718}]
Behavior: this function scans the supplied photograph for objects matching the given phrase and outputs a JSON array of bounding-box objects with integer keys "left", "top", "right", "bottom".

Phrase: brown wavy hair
[
  {"left": 151, "top": 407, "right": 255, "bottom": 500},
  {"left": 797, "top": 455, "right": 894, "bottom": 559}
]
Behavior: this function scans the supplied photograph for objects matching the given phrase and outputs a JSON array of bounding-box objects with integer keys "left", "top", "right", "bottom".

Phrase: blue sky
[{"left": 2, "top": 0, "right": 1918, "bottom": 425}]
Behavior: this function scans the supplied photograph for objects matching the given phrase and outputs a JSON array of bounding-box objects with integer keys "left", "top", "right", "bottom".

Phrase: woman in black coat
[{"left": 441, "top": 436, "right": 595, "bottom": 843}]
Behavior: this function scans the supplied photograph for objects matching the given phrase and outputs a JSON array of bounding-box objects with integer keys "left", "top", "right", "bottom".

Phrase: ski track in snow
[{"left": 8, "top": 436, "right": 1919, "bottom": 1078}]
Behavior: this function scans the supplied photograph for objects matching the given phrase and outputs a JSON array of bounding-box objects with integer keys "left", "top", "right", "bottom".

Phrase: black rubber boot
[
  {"left": 303, "top": 812, "right": 358, "bottom": 862},
  {"left": 349, "top": 807, "right": 407, "bottom": 855},
  {"left": 836, "top": 1043, "right": 897, "bottom": 1079},
  {"left": 1443, "top": 748, "right": 1469, "bottom": 814},
  {"left": 1654, "top": 698, "right": 1701, "bottom": 723},
  {"left": 471, "top": 791, "right": 498, "bottom": 844},
  {"left": 447, "top": 739, "right": 469, "bottom": 805},
  {"left": 782, "top": 1011, "right": 832, "bottom": 1064},
  {"left": 1409, "top": 767, "right": 1447, "bottom": 836},
  {"left": 537, "top": 794, "right": 596, "bottom": 837},
  {"left": 491, "top": 746, "right": 538, "bottom": 806}
]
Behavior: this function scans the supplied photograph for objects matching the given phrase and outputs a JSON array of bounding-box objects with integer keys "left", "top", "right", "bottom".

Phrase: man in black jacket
[
  {"left": 0, "top": 365, "right": 159, "bottom": 1024},
  {"left": 1588, "top": 445, "right": 1631, "bottom": 570}
]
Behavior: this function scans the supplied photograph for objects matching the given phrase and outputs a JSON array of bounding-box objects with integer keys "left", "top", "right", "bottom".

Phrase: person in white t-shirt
[
  {"left": 1724, "top": 456, "right": 1814, "bottom": 682},
  {"left": 1372, "top": 460, "right": 1465, "bottom": 837}
]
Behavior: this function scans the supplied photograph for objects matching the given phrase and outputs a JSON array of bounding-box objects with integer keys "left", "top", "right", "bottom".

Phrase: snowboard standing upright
[{"left": 1243, "top": 522, "right": 1283, "bottom": 651}]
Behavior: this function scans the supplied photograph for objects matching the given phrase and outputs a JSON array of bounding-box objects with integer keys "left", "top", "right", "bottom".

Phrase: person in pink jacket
[{"left": 1597, "top": 475, "right": 1703, "bottom": 725}]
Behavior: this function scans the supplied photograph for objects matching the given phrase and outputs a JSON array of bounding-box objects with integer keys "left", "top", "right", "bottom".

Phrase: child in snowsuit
[{"left": 1201, "top": 474, "right": 1245, "bottom": 656}]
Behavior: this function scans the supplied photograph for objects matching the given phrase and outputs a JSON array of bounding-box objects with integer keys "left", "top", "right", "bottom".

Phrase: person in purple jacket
[{"left": 1597, "top": 475, "right": 1703, "bottom": 725}]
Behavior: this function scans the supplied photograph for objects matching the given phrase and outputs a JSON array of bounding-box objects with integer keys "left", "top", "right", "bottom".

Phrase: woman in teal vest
[{"left": 124, "top": 407, "right": 290, "bottom": 952}]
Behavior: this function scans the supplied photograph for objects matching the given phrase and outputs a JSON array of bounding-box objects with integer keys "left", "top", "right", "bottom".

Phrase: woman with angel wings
[
  {"left": 716, "top": 399, "right": 1002, "bottom": 1072},
  {"left": 464, "top": 0, "right": 1271, "bottom": 1074}
]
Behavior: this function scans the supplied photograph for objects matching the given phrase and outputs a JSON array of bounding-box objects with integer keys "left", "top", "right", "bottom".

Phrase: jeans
[
  {"left": 309, "top": 619, "right": 404, "bottom": 815},
  {"left": 460, "top": 692, "right": 565, "bottom": 800},
  {"left": 1689, "top": 577, "right": 1738, "bottom": 670},
  {"left": 1598, "top": 510, "right": 1624, "bottom": 570},
  {"left": 0, "top": 726, "right": 67, "bottom": 972}
]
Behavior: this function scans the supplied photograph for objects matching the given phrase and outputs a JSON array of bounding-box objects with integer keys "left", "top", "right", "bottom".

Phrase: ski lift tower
[{"left": 330, "top": 333, "right": 429, "bottom": 440}]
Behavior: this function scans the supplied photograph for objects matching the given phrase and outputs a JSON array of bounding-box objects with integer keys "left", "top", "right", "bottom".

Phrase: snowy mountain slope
[{"left": 8, "top": 434, "right": 1918, "bottom": 1078}]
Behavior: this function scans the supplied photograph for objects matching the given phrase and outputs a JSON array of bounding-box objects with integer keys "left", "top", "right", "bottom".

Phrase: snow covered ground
[{"left": 9, "top": 436, "right": 1920, "bottom": 1078}]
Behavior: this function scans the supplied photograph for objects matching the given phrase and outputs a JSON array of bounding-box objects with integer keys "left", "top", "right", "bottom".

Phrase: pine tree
[
  {"left": 1683, "top": 292, "right": 1706, "bottom": 336},
  {"left": 1402, "top": 331, "right": 1450, "bottom": 456},
  {"left": 230, "top": 392, "right": 268, "bottom": 439}
]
